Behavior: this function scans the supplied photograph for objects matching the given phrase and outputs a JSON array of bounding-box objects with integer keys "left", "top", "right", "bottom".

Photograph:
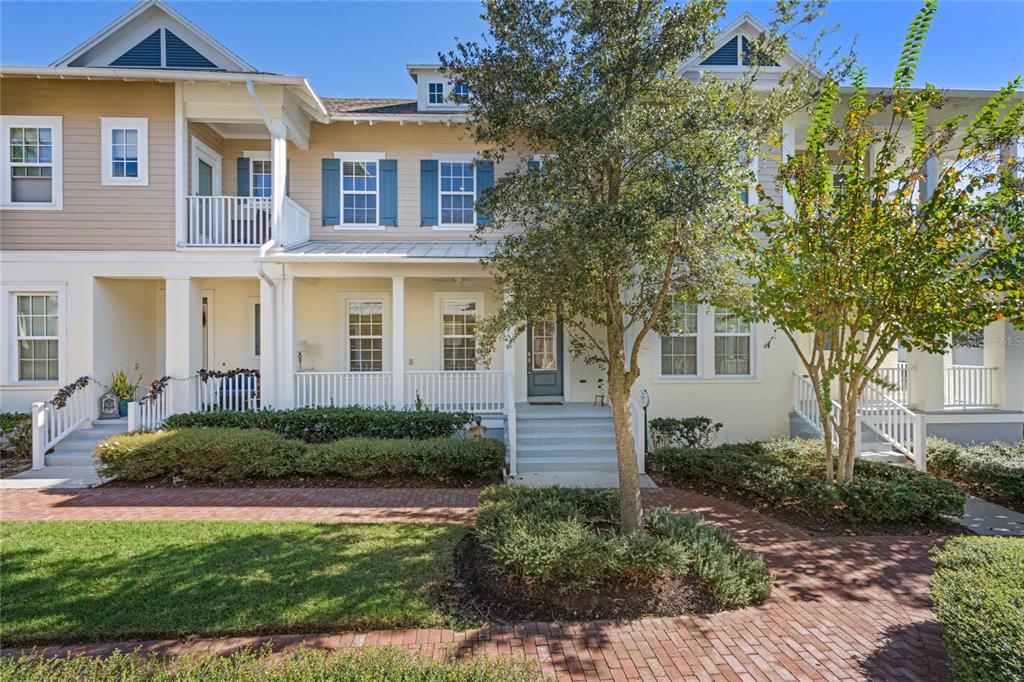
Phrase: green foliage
[
  {"left": 928, "top": 437, "right": 1024, "bottom": 511},
  {"left": 109, "top": 370, "right": 142, "bottom": 401},
  {"left": 0, "top": 646, "right": 545, "bottom": 682},
  {"left": 649, "top": 416, "right": 723, "bottom": 449},
  {"left": 931, "top": 536, "right": 1024, "bottom": 682},
  {"left": 94, "top": 429, "right": 505, "bottom": 484},
  {"left": 163, "top": 406, "right": 471, "bottom": 442},
  {"left": 475, "top": 486, "right": 771, "bottom": 607},
  {"left": 0, "top": 412, "right": 31, "bottom": 461},
  {"left": 649, "top": 439, "right": 964, "bottom": 523}
]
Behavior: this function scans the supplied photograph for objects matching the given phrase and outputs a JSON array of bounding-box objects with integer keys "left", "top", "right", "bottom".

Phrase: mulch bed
[
  {"left": 0, "top": 453, "right": 32, "bottom": 479},
  {"left": 650, "top": 474, "right": 970, "bottom": 537},
  {"left": 445, "top": 531, "right": 719, "bottom": 624},
  {"left": 99, "top": 474, "right": 499, "bottom": 489}
]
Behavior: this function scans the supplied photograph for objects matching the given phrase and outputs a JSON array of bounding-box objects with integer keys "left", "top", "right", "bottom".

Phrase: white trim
[
  {"left": 174, "top": 83, "right": 186, "bottom": 245},
  {"left": 655, "top": 303, "right": 760, "bottom": 381},
  {"left": 245, "top": 152, "right": 272, "bottom": 198},
  {"left": 1, "top": 115, "right": 63, "bottom": 210},
  {"left": 433, "top": 155, "right": 477, "bottom": 230},
  {"left": 201, "top": 288, "right": 215, "bottom": 369},
  {"left": 100, "top": 117, "right": 149, "bottom": 186},
  {"left": 248, "top": 296, "right": 261, "bottom": 360},
  {"left": 190, "top": 136, "right": 222, "bottom": 195},
  {"left": 340, "top": 293, "right": 390, "bottom": 372},
  {"left": 434, "top": 292, "right": 485, "bottom": 371},
  {"left": 243, "top": 150, "right": 270, "bottom": 161},
  {"left": 2, "top": 284, "right": 67, "bottom": 387},
  {"left": 332, "top": 152, "right": 386, "bottom": 230}
]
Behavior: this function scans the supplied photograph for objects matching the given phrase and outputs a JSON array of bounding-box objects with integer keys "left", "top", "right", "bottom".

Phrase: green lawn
[{"left": 0, "top": 521, "right": 466, "bottom": 645}]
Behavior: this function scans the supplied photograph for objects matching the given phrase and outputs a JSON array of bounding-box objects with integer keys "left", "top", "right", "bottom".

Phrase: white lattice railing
[
  {"left": 875, "top": 365, "right": 909, "bottom": 405},
  {"left": 859, "top": 382, "right": 928, "bottom": 471},
  {"left": 196, "top": 374, "right": 261, "bottom": 412},
  {"left": 186, "top": 196, "right": 271, "bottom": 246},
  {"left": 30, "top": 383, "right": 94, "bottom": 469},
  {"left": 295, "top": 372, "right": 392, "bottom": 408},
  {"left": 945, "top": 365, "right": 995, "bottom": 408},
  {"left": 405, "top": 371, "right": 504, "bottom": 412}
]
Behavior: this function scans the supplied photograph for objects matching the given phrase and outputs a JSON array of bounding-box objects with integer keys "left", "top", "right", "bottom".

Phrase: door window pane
[{"left": 531, "top": 317, "right": 557, "bottom": 370}]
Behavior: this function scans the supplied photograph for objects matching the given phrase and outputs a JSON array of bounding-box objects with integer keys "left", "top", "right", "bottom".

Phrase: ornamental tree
[
  {"left": 735, "top": 0, "right": 1024, "bottom": 484},
  {"left": 442, "top": 0, "right": 833, "bottom": 532}
]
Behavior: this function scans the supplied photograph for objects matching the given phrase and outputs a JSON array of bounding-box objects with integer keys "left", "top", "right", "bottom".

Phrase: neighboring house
[{"left": 1, "top": 1, "right": 1021, "bottom": 480}]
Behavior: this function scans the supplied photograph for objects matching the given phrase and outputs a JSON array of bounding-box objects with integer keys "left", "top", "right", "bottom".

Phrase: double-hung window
[
  {"left": 251, "top": 160, "right": 272, "bottom": 197},
  {"left": 2, "top": 116, "right": 62, "bottom": 208},
  {"left": 334, "top": 153, "right": 383, "bottom": 228},
  {"left": 439, "top": 161, "right": 475, "bottom": 227},
  {"left": 15, "top": 294, "right": 59, "bottom": 382},
  {"left": 658, "top": 303, "right": 756, "bottom": 379},
  {"left": 428, "top": 82, "right": 444, "bottom": 104},
  {"left": 661, "top": 300, "right": 698, "bottom": 376},
  {"left": 441, "top": 299, "right": 478, "bottom": 371},
  {"left": 101, "top": 118, "right": 148, "bottom": 186},
  {"left": 713, "top": 309, "right": 752, "bottom": 375},
  {"left": 347, "top": 301, "right": 384, "bottom": 372}
]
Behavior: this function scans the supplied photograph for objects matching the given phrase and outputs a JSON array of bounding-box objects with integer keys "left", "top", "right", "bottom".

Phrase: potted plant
[{"left": 110, "top": 371, "right": 142, "bottom": 418}]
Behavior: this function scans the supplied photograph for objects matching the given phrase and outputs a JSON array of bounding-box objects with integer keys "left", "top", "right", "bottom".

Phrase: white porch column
[
  {"left": 258, "top": 275, "right": 278, "bottom": 409},
  {"left": 391, "top": 276, "right": 406, "bottom": 408},
  {"left": 280, "top": 273, "right": 296, "bottom": 409},
  {"left": 504, "top": 330, "right": 518, "bottom": 477},
  {"left": 922, "top": 154, "right": 941, "bottom": 200},
  {"left": 174, "top": 83, "right": 186, "bottom": 247},
  {"left": 907, "top": 349, "right": 945, "bottom": 412},
  {"left": 986, "top": 320, "right": 1024, "bottom": 410},
  {"left": 781, "top": 121, "right": 796, "bottom": 216},
  {"left": 270, "top": 120, "right": 287, "bottom": 245},
  {"left": 164, "top": 276, "right": 201, "bottom": 414}
]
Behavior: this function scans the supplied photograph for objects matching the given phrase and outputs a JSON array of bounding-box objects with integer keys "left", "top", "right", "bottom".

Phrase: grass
[
  {"left": 0, "top": 521, "right": 466, "bottom": 645},
  {"left": 0, "top": 646, "right": 546, "bottom": 681}
]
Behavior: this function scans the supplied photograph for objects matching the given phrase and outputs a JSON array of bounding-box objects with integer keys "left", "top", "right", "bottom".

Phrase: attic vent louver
[
  {"left": 110, "top": 29, "right": 162, "bottom": 67},
  {"left": 165, "top": 30, "right": 216, "bottom": 69},
  {"left": 700, "top": 36, "right": 738, "bottom": 66},
  {"left": 109, "top": 28, "right": 217, "bottom": 69}
]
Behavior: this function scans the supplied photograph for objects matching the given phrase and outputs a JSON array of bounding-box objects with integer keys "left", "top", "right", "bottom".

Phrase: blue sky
[{"left": 1, "top": 1, "right": 1021, "bottom": 98}]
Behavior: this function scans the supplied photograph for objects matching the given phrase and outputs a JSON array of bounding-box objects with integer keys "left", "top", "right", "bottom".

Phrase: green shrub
[
  {"left": 94, "top": 428, "right": 504, "bottom": 484},
  {"left": 649, "top": 438, "right": 964, "bottom": 524},
  {"left": 0, "top": 646, "right": 544, "bottom": 682},
  {"left": 649, "top": 416, "right": 723, "bottom": 449},
  {"left": 475, "top": 486, "right": 772, "bottom": 607},
  {"left": 163, "top": 406, "right": 471, "bottom": 442},
  {"left": 928, "top": 437, "right": 1024, "bottom": 511},
  {"left": 0, "top": 411, "right": 31, "bottom": 461},
  {"left": 931, "top": 537, "right": 1024, "bottom": 682}
]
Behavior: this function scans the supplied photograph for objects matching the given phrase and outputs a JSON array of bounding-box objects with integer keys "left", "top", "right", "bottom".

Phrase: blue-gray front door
[{"left": 527, "top": 316, "right": 563, "bottom": 397}]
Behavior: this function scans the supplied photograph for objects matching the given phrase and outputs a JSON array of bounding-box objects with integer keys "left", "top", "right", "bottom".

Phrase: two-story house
[{"left": 2, "top": 0, "right": 1021, "bottom": 485}]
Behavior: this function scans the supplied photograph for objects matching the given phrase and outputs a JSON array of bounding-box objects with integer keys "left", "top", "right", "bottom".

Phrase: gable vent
[
  {"left": 110, "top": 29, "right": 162, "bottom": 67},
  {"left": 700, "top": 36, "right": 738, "bottom": 66},
  {"left": 109, "top": 28, "right": 218, "bottom": 70}
]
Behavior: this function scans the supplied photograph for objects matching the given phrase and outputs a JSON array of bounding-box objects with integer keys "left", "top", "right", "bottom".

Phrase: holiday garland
[
  {"left": 197, "top": 368, "right": 260, "bottom": 382},
  {"left": 138, "top": 376, "right": 172, "bottom": 404},
  {"left": 50, "top": 376, "right": 92, "bottom": 409}
]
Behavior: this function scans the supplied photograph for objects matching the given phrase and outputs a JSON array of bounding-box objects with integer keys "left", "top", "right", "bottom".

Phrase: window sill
[
  {"left": 101, "top": 179, "right": 149, "bottom": 187},
  {"left": 0, "top": 382, "right": 60, "bottom": 390},
  {"left": 433, "top": 225, "right": 475, "bottom": 231},
  {"left": 652, "top": 375, "right": 761, "bottom": 384},
  {"left": 334, "top": 224, "right": 385, "bottom": 231},
  {"left": 1, "top": 202, "right": 63, "bottom": 211}
]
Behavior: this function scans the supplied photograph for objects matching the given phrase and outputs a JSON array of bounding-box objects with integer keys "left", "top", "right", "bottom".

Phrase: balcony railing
[
  {"left": 405, "top": 371, "right": 504, "bottom": 412},
  {"left": 295, "top": 372, "right": 393, "bottom": 408},
  {"left": 945, "top": 365, "right": 995, "bottom": 408},
  {"left": 186, "top": 195, "right": 271, "bottom": 247}
]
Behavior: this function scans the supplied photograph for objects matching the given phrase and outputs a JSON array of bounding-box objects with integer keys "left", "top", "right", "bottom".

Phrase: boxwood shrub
[
  {"left": 0, "top": 411, "right": 31, "bottom": 460},
  {"left": 648, "top": 438, "right": 964, "bottom": 524},
  {"left": 94, "top": 428, "right": 505, "bottom": 484},
  {"left": 475, "top": 486, "right": 772, "bottom": 608},
  {"left": 163, "top": 407, "right": 471, "bottom": 442},
  {"left": 931, "top": 536, "right": 1024, "bottom": 682},
  {"left": 928, "top": 437, "right": 1023, "bottom": 512}
]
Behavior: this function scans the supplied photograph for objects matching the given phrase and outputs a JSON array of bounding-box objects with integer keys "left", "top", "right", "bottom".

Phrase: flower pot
[{"left": 118, "top": 399, "right": 128, "bottom": 418}]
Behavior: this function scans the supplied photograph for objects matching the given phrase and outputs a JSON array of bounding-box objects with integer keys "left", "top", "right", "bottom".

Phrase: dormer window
[{"left": 428, "top": 83, "right": 445, "bottom": 105}]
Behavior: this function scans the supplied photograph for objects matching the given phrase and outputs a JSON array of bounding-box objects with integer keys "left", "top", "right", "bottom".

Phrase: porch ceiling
[{"left": 267, "top": 240, "right": 497, "bottom": 262}]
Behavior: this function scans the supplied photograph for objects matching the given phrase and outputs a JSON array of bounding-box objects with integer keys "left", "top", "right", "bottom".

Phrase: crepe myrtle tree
[
  {"left": 735, "top": 0, "right": 1024, "bottom": 484},
  {"left": 442, "top": 0, "right": 834, "bottom": 532}
]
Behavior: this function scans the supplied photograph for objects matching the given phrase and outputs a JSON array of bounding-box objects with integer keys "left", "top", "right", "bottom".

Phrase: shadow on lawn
[{"left": 1, "top": 523, "right": 465, "bottom": 646}]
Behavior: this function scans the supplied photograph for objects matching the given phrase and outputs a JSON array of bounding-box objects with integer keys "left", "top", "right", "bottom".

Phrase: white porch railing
[
  {"left": 128, "top": 383, "right": 173, "bottom": 432},
  {"left": 405, "top": 371, "right": 504, "bottom": 412},
  {"left": 30, "top": 383, "right": 94, "bottom": 469},
  {"left": 280, "top": 196, "right": 310, "bottom": 247},
  {"left": 860, "top": 382, "right": 928, "bottom": 471},
  {"left": 875, "top": 365, "right": 909, "bottom": 405},
  {"left": 793, "top": 372, "right": 836, "bottom": 441},
  {"left": 295, "top": 372, "right": 392, "bottom": 408},
  {"left": 186, "top": 196, "right": 271, "bottom": 247},
  {"left": 945, "top": 365, "right": 995, "bottom": 408},
  {"left": 196, "top": 374, "right": 261, "bottom": 412}
]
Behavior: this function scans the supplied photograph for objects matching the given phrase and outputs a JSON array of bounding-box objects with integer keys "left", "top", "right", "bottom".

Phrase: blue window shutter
[
  {"left": 322, "top": 159, "right": 340, "bottom": 226},
  {"left": 379, "top": 159, "right": 398, "bottom": 226},
  {"left": 111, "top": 29, "right": 162, "bottom": 67},
  {"left": 420, "top": 160, "right": 438, "bottom": 226},
  {"left": 286, "top": 159, "right": 291, "bottom": 197},
  {"left": 475, "top": 160, "right": 494, "bottom": 226},
  {"left": 700, "top": 36, "right": 739, "bottom": 66},
  {"left": 236, "top": 158, "right": 250, "bottom": 196}
]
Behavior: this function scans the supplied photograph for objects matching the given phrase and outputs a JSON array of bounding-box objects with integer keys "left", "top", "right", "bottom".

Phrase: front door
[{"left": 527, "top": 316, "right": 563, "bottom": 397}]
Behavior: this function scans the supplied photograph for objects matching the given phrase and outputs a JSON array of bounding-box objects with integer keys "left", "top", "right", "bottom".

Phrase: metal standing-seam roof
[{"left": 275, "top": 240, "right": 496, "bottom": 260}]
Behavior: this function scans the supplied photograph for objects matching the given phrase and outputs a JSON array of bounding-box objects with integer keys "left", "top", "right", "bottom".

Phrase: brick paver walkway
[{"left": 1, "top": 486, "right": 950, "bottom": 681}]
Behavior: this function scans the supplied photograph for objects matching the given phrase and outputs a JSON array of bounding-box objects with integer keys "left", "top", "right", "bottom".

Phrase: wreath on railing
[
  {"left": 138, "top": 375, "right": 172, "bottom": 404},
  {"left": 50, "top": 376, "right": 92, "bottom": 409},
  {"left": 197, "top": 368, "right": 261, "bottom": 382}
]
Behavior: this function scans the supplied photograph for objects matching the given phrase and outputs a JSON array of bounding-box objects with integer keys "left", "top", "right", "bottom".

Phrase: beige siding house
[{"left": 2, "top": 0, "right": 1021, "bottom": 484}]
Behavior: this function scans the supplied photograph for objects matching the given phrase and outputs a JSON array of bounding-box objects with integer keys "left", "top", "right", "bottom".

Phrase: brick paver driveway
[{"left": 0, "top": 486, "right": 949, "bottom": 681}]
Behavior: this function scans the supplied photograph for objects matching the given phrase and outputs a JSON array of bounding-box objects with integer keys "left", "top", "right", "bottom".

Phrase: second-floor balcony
[{"left": 185, "top": 194, "right": 309, "bottom": 248}]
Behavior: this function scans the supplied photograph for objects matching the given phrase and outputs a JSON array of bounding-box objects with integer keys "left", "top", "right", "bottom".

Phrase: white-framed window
[
  {"left": 1, "top": 115, "right": 63, "bottom": 209},
  {"left": 3, "top": 286, "right": 65, "bottom": 386},
  {"left": 428, "top": 82, "right": 444, "bottom": 104},
  {"left": 440, "top": 297, "right": 480, "bottom": 371},
  {"left": 101, "top": 117, "right": 148, "bottom": 186},
  {"left": 451, "top": 83, "right": 469, "bottom": 101},
  {"left": 346, "top": 300, "right": 384, "bottom": 372},
  {"left": 661, "top": 300, "right": 699, "bottom": 376},
  {"left": 248, "top": 297, "right": 261, "bottom": 360},
  {"left": 333, "top": 152, "right": 385, "bottom": 229},
  {"left": 191, "top": 136, "right": 222, "bottom": 195},
  {"left": 657, "top": 302, "right": 757, "bottom": 380},
  {"left": 439, "top": 160, "right": 475, "bottom": 227},
  {"left": 242, "top": 151, "right": 271, "bottom": 198}
]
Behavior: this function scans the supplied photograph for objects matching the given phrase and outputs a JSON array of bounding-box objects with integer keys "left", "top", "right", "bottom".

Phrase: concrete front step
[
  {"left": 0, "top": 466, "right": 102, "bottom": 489},
  {"left": 517, "top": 455, "right": 619, "bottom": 473},
  {"left": 518, "top": 434, "right": 616, "bottom": 447},
  {"left": 45, "top": 453, "right": 95, "bottom": 467}
]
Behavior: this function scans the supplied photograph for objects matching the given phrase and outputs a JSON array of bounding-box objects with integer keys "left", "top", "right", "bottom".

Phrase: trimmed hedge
[
  {"left": 475, "top": 486, "right": 772, "bottom": 608},
  {"left": 931, "top": 536, "right": 1024, "bottom": 682},
  {"left": 0, "top": 411, "right": 31, "bottom": 460},
  {"left": 94, "top": 428, "right": 505, "bottom": 484},
  {"left": 649, "top": 438, "right": 964, "bottom": 524},
  {"left": 163, "top": 407, "right": 471, "bottom": 442},
  {"left": 928, "top": 437, "right": 1024, "bottom": 512}
]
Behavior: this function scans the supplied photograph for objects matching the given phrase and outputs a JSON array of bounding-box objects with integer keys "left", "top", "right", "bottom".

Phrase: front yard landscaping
[
  {"left": 928, "top": 438, "right": 1023, "bottom": 512},
  {"left": 648, "top": 438, "right": 965, "bottom": 535},
  {"left": 0, "top": 646, "right": 544, "bottom": 682},
  {"left": 931, "top": 536, "right": 1024, "bottom": 682},
  {"left": 0, "top": 411, "right": 31, "bottom": 478},
  {"left": 0, "top": 521, "right": 465, "bottom": 645}
]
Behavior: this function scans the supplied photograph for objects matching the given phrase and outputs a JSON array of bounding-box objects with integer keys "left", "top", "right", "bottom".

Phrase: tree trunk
[{"left": 605, "top": 322, "right": 644, "bottom": 534}]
